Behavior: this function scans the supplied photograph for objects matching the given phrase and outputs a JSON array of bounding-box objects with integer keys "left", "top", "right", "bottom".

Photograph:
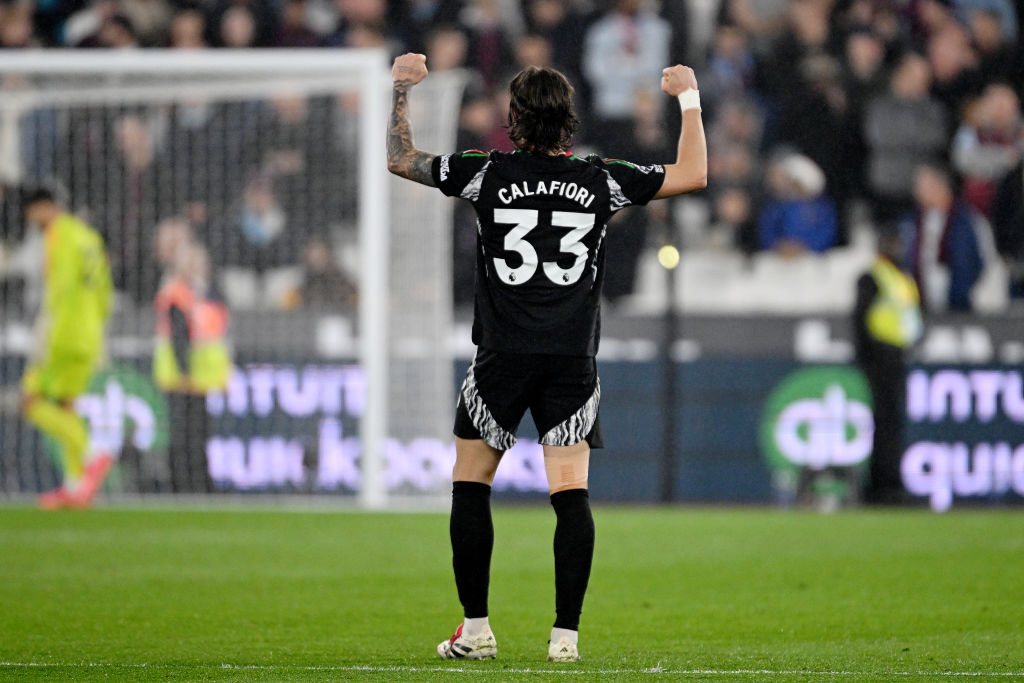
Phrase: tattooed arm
[{"left": 386, "top": 53, "right": 436, "bottom": 186}]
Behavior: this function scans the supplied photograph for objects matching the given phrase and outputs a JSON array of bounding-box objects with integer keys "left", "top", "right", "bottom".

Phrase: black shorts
[{"left": 454, "top": 348, "right": 603, "bottom": 451}]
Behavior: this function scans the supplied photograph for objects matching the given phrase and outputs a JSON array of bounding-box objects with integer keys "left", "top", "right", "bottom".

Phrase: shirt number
[{"left": 492, "top": 208, "right": 595, "bottom": 286}]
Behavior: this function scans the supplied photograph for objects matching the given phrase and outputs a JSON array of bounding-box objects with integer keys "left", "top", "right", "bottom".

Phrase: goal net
[{"left": 0, "top": 50, "right": 463, "bottom": 506}]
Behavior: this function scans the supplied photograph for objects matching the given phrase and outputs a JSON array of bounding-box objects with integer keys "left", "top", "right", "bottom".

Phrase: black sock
[
  {"left": 550, "top": 488, "right": 595, "bottom": 631},
  {"left": 450, "top": 481, "right": 493, "bottom": 619}
]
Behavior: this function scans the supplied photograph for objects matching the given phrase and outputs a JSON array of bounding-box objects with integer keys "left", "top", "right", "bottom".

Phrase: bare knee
[
  {"left": 543, "top": 442, "right": 590, "bottom": 494},
  {"left": 453, "top": 437, "right": 503, "bottom": 485}
]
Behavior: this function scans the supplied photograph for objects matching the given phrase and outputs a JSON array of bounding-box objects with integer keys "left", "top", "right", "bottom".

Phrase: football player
[{"left": 387, "top": 53, "right": 706, "bottom": 662}]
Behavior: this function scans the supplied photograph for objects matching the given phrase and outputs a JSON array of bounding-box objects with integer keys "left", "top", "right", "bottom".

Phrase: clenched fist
[
  {"left": 392, "top": 53, "right": 428, "bottom": 86},
  {"left": 661, "top": 65, "right": 698, "bottom": 96}
]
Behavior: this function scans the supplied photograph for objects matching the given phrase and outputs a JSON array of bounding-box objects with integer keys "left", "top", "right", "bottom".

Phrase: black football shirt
[{"left": 432, "top": 149, "right": 665, "bottom": 357}]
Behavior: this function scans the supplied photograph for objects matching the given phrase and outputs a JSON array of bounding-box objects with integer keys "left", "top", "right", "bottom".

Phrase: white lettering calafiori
[{"left": 498, "top": 181, "right": 596, "bottom": 208}]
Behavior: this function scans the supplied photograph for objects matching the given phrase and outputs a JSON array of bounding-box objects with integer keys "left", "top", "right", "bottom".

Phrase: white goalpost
[{"left": 0, "top": 50, "right": 464, "bottom": 507}]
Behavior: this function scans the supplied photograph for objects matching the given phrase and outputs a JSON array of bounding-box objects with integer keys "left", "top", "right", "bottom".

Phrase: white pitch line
[{"left": 2, "top": 662, "right": 1024, "bottom": 677}]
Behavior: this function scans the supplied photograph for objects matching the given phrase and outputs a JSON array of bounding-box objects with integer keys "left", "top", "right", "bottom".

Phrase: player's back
[
  {"left": 433, "top": 149, "right": 664, "bottom": 357},
  {"left": 45, "top": 213, "right": 112, "bottom": 359}
]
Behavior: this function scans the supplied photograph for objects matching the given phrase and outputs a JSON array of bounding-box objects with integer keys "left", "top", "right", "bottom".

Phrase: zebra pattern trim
[
  {"left": 460, "top": 358, "right": 517, "bottom": 451},
  {"left": 540, "top": 379, "right": 601, "bottom": 446},
  {"left": 460, "top": 160, "right": 491, "bottom": 201},
  {"left": 602, "top": 169, "right": 631, "bottom": 210}
]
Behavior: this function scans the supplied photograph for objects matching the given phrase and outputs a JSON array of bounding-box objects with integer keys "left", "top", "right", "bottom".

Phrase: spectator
[
  {"left": 713, "top": 186, "right": 759, "bottom": 253},
  {"left": 0, "top": 4, "right": 37, "bottom": 48},
  {"left": 249, "top": 95, "right": 340, "bottom": 257},
  {"left": 878, "top": 6, "right": 910, "bottom": 54},
  {"left": 210, "top": 0, "right": 276, "bottom": 47},
  {"left": 76, "top": 112, "right": 173, "bottom": 301},
  {"left": 926, "top": 23, "right": 984, "bottom": 113},
  {"left": 119, "top": 0, "right": 173, "bottom": 47},
  {"left": 709, "top": 98, "right": 764, "bottom": 152},
  {"left": 275, "top": 0, "right": 322, "bottom": 47},
  {"left": 164, "top": 98, "right": 253, "bottom": 265},
  {"left": 524, "top": 0, "right": 587, "bottom": 81},
  {"left": 758, "top": 152, "right": 838, "bottom": 257},
  {"left": 863, "top": 52, "right": 948, "bottom": 222},
  {"left": 289, "top": 237, "right": 358, "bottom": 310},
  {"left": 951, "top": 83, "right": 1022, "bottom": 216},
  {"left": 914, "top": 0, "right": 958, "bottom": 37},
  {"left": 391, "top": 0, "right": 463, "bottom": 54},
  {"left": 709, "top": 144, "right": 758, "bottom": 198},
  {"left": 901, "top": 164, "right": 985, "bottom": 312},
  {"left": 762, "top": 0, "right": 835, "bottom": 102},
  {"left": 100, "top": 14, "right": 140, "bottom": 49},
  {"left": 776, "top": 53, "right": 856, "bottom": 244},
  {"left": 327, "top": 0, "right": 392, "bottom": 48},
  {"left": 169, "top": 7, "right": 207, "bottom": 49},
  {"left": 703, "top": 24, "right": 757, "bottom": 114},
  {"left": 237, "top": 175, "right": 287, "bottom": 270},
  {"left": 64, "top": 1, "right": 119, "bottom": 47},
  {"left": 462, "top": 0, "right": 519, "bottom": 90},
  {"left": 843, "top": 31, "right": 887, "bottom": 97},
  {"left": 582, "top": 0, "right": 671, "bottom": 156},
  {"left": 425, "top": 24, "right": 469, "bottom": 72},
  {"left": 955, "top": 0, "right": 1018, "bottom": 42},
  {"left": 990, "top": 134, "right": 1024, "bottom": 299},
  {"left": 707, "top": 98, "right": 763, "bottom": 251},
  {"left": 69, "top": 9, "right": 141, "bottom": 49},
  {"left": 841, "top": 30, "right": 888, "bottom": 201},
  {"left": 218, "top": 5, "right": 259, "bottom": 48},
  {"left": 968, "top": 7, "right": 1017, "bottom": 81},
  {"left": 719, "top": 0, "right": 789, "bottom": 53},
  {"left": 514, "top": 33, "right": 553, "bottom": 70}
]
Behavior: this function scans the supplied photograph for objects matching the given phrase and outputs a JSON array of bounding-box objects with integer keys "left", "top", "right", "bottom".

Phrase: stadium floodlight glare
[{"left": 0, "top": 50, "right": 465, "bottom": 508}]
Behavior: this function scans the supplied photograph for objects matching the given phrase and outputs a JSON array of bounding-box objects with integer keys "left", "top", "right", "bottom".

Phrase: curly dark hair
[{"left": 507, "top": 66, "right": 579, "bottom": 153}]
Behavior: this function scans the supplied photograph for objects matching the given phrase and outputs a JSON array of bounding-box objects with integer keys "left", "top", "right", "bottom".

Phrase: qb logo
[
  {"left": 70, "top": 365, "right": 170, "bottom": 459},
  {"left": 760, "top": 367, "right": 874, "bottom": 472},
  {"left": 492, "top": 208, "right": 595, "bottom": 287}
]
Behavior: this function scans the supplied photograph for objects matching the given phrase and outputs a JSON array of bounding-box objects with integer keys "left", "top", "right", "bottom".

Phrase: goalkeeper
[{"left": 20, "top": 189, "right": 113, "bottom": 509}]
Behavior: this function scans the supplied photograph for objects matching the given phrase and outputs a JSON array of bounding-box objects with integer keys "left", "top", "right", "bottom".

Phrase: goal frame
[{"left": 0, "top": 49, "right": 392, "bottom": 507}]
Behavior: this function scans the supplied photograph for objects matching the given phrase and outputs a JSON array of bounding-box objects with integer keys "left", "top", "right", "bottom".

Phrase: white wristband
[{"left": 677, "top": 89, "right": 701, "bottom": 112}]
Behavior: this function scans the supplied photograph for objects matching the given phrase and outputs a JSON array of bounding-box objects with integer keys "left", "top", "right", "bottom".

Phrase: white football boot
[
  {"left": 437, "top": 623, "right": 497, "bottom": 660},
  {"left": 547, "top": 636, "right": 580, "bottom": 662}
]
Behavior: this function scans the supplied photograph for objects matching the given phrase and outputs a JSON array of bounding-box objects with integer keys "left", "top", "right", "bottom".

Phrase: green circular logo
[{"left": 760, "top": 367, "right": 874, "bottom": 473}]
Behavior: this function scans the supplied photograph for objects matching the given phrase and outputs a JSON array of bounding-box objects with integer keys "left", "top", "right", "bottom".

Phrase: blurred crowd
[{"left": 1, "top": 0, "right": 1023, "bottom": 313}]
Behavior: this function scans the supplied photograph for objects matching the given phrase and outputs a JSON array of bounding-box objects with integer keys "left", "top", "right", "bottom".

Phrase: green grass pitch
[{"left": 1, "top": 505, "right": 1022, "bottom": 681}]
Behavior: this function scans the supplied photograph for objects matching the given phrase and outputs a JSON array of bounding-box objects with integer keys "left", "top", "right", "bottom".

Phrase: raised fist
[
  {"left": 392, "top": 53, "right": 428, "bottom": 86},
  {"left": 661, "top": 65, "right": 698, "bottom": 96}
]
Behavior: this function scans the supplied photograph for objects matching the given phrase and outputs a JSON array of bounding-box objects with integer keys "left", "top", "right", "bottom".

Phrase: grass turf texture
[{"left": 0, "top": 506, "right": 1022, "bottom": 682}]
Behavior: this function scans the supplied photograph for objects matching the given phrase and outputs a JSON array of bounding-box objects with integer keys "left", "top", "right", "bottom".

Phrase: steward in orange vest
[{"left": 153, "top": 245, "right": 231, "bottom": 394}]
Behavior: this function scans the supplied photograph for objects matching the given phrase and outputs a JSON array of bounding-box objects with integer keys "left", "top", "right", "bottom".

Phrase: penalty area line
[{"left": 1, "top": 663, "right": 1024, "bottom": 677}]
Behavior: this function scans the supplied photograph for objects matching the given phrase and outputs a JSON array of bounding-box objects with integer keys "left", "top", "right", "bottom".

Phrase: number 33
[{"left": 492, "top": 208, "right": 595, "bottom": 286}]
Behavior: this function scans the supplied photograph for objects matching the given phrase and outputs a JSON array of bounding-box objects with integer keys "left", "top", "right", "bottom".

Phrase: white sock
[
  {"left": 551, "top": 627, "right": 578, "bottom": 645},
  {"left": 463, "top": 616, "right": 490, "bottom": 638}
]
